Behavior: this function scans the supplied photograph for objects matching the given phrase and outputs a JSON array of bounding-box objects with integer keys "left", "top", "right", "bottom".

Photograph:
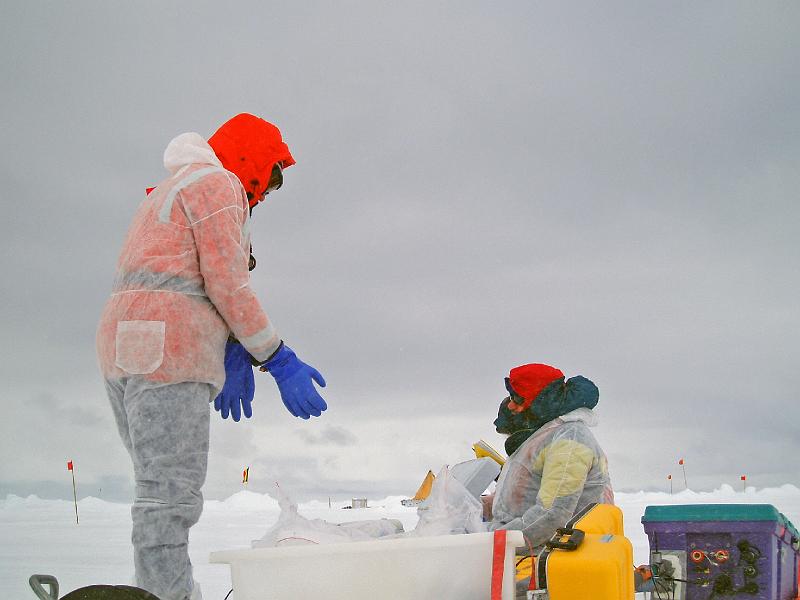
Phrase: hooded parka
[
  {"left": 489, "top": 367, "right": 614, "bottom": 551},
  {"left": 96, "top": 132, "right": 281, "bottom": 393}
]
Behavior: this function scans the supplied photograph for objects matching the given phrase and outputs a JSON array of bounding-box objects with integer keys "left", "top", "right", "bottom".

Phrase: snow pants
[{"left": 105, "top": 377, "right": 212, "bottom": 600}]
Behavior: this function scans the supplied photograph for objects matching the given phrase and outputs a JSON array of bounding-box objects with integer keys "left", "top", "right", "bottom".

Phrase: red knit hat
[
  {"left": 507, "top": 363, "right": 564, "bottom": 413},
  {"left": 208, "top": 113, "right": 296, "bottom": 208}
]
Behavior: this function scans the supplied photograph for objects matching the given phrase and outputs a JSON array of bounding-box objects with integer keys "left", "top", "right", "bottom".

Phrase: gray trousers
[{"left": 105, "top": 378, "right": 212, "bottom": 600}]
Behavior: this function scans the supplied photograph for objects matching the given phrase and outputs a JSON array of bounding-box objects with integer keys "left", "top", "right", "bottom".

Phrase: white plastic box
[{"left": 210, "top": 530, "right": 525, "bottom": 600}]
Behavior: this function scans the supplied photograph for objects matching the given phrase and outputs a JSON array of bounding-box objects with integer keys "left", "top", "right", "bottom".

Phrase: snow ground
[{"left": 2, "top": 485, "right": 799, "bottom": 600}]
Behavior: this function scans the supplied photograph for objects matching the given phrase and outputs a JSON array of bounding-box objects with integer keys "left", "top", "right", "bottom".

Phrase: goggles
[{"left": 505, "top": 377, "right": 531, "bottom": 413}]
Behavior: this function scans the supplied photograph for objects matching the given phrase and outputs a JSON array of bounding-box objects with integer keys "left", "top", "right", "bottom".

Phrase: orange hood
[{"left": 208, "top": 113, "right": 295, "bottom": 208}]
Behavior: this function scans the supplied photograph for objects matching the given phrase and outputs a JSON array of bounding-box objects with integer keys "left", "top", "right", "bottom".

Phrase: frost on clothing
[
  {"left": 96, "top": 133, "right": 280, "bottom": 393},
  {"left": 488, "top": 408, "right": 614, "bottom": 549}
]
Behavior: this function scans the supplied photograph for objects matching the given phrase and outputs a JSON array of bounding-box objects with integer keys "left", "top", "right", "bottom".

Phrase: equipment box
[{"left": 642, "top": 504, "right": 800, "bottom": 600}]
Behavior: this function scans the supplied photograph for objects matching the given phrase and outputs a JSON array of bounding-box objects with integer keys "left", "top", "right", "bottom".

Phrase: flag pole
[
  {"left": 68, "top": 460, "right": 79, "bottom": 525},
  {"left": 679, "top": 459, "right": 687, "bottom": 490}
]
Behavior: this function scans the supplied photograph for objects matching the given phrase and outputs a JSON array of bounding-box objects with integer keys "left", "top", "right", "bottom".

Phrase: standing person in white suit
[{"left": 97, "top": 113, "right": 327, "bottom": 600}]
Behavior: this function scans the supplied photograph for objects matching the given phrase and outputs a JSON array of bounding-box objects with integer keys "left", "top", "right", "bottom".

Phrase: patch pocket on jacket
[{"left": 115, "top": 320, "right": 166, "bottom": 374}]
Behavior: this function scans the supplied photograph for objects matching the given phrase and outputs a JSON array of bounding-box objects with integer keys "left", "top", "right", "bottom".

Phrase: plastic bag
[
  {"left": 412, "top": 466, "right": 487, "bottom": 537},
  {"left": 252, "top": 483, "right": 404, "bottom": 547}
]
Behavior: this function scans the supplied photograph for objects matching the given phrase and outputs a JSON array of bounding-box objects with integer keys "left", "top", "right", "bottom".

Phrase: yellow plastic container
[
  {"left": 572, "top": 501, "right": 624, "bottom": 535},
  {"left": 536, "top": 503, "right": 634, "bottom": 600}
]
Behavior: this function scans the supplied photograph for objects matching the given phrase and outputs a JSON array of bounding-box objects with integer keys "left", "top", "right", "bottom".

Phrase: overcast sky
[{"left": 1, "top": 2, "right": 798, "bottom": 503}]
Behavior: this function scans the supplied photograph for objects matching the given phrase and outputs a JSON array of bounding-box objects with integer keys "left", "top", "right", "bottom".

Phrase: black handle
[
  {"left": 29, "top": 574, "right": 59, "bottom": 600},
  {"left": 546, "top": 527, "right": 585, "bottom": 551}
]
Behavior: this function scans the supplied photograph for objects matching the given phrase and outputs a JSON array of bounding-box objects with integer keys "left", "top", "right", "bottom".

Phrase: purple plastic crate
[{"left": 641, "top": 504, "right": 800, "bottom": 600}]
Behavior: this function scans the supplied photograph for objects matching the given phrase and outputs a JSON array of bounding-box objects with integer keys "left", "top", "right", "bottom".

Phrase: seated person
[{"left": 486, "top": 363, "right": 614, "bottom": 554}]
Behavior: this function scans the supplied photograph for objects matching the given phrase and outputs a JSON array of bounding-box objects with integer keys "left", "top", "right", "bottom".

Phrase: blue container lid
[{"left": 642, "top": 504, "right": 799, "bottom": 539}]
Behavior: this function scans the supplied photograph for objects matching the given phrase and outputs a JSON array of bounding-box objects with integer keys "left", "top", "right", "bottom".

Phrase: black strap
[
  {"left": 536, "top": 525, "right": 588, "bottom": 590},
  {"left": 564, "top": 502, "right": 597, "bottom": 529}
]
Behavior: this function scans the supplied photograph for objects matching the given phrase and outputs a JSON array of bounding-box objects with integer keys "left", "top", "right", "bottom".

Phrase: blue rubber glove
[
  {"left": 261, "top": 343, "right": 327, "bottom": 419},
  {"left": 214, "top": 341, "right": 255, "bottom": 422}
]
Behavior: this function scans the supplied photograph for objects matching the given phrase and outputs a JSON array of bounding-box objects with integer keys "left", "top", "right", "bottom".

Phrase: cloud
[
  {"left": 295, "top": 426, "right": 358, "bottom": 447},
  {"left": 34, "top": 392, "right": 104, "bottom": 428},
  {"left": 1, "top": 2, "right": 799, "bottom": 502}
]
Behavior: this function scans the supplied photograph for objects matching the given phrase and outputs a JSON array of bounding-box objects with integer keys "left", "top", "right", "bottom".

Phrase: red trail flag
[{"left": 67, "top": 460, "right": 78, "bottom": 524}]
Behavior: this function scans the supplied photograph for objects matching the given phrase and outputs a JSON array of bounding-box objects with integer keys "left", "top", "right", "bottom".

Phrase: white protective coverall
[
  {"left": 488, "top": 407, "right": 614, "bottom": 550},
  {"left": 96, "top": 133, "right": 280, "bottom": 600}
]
